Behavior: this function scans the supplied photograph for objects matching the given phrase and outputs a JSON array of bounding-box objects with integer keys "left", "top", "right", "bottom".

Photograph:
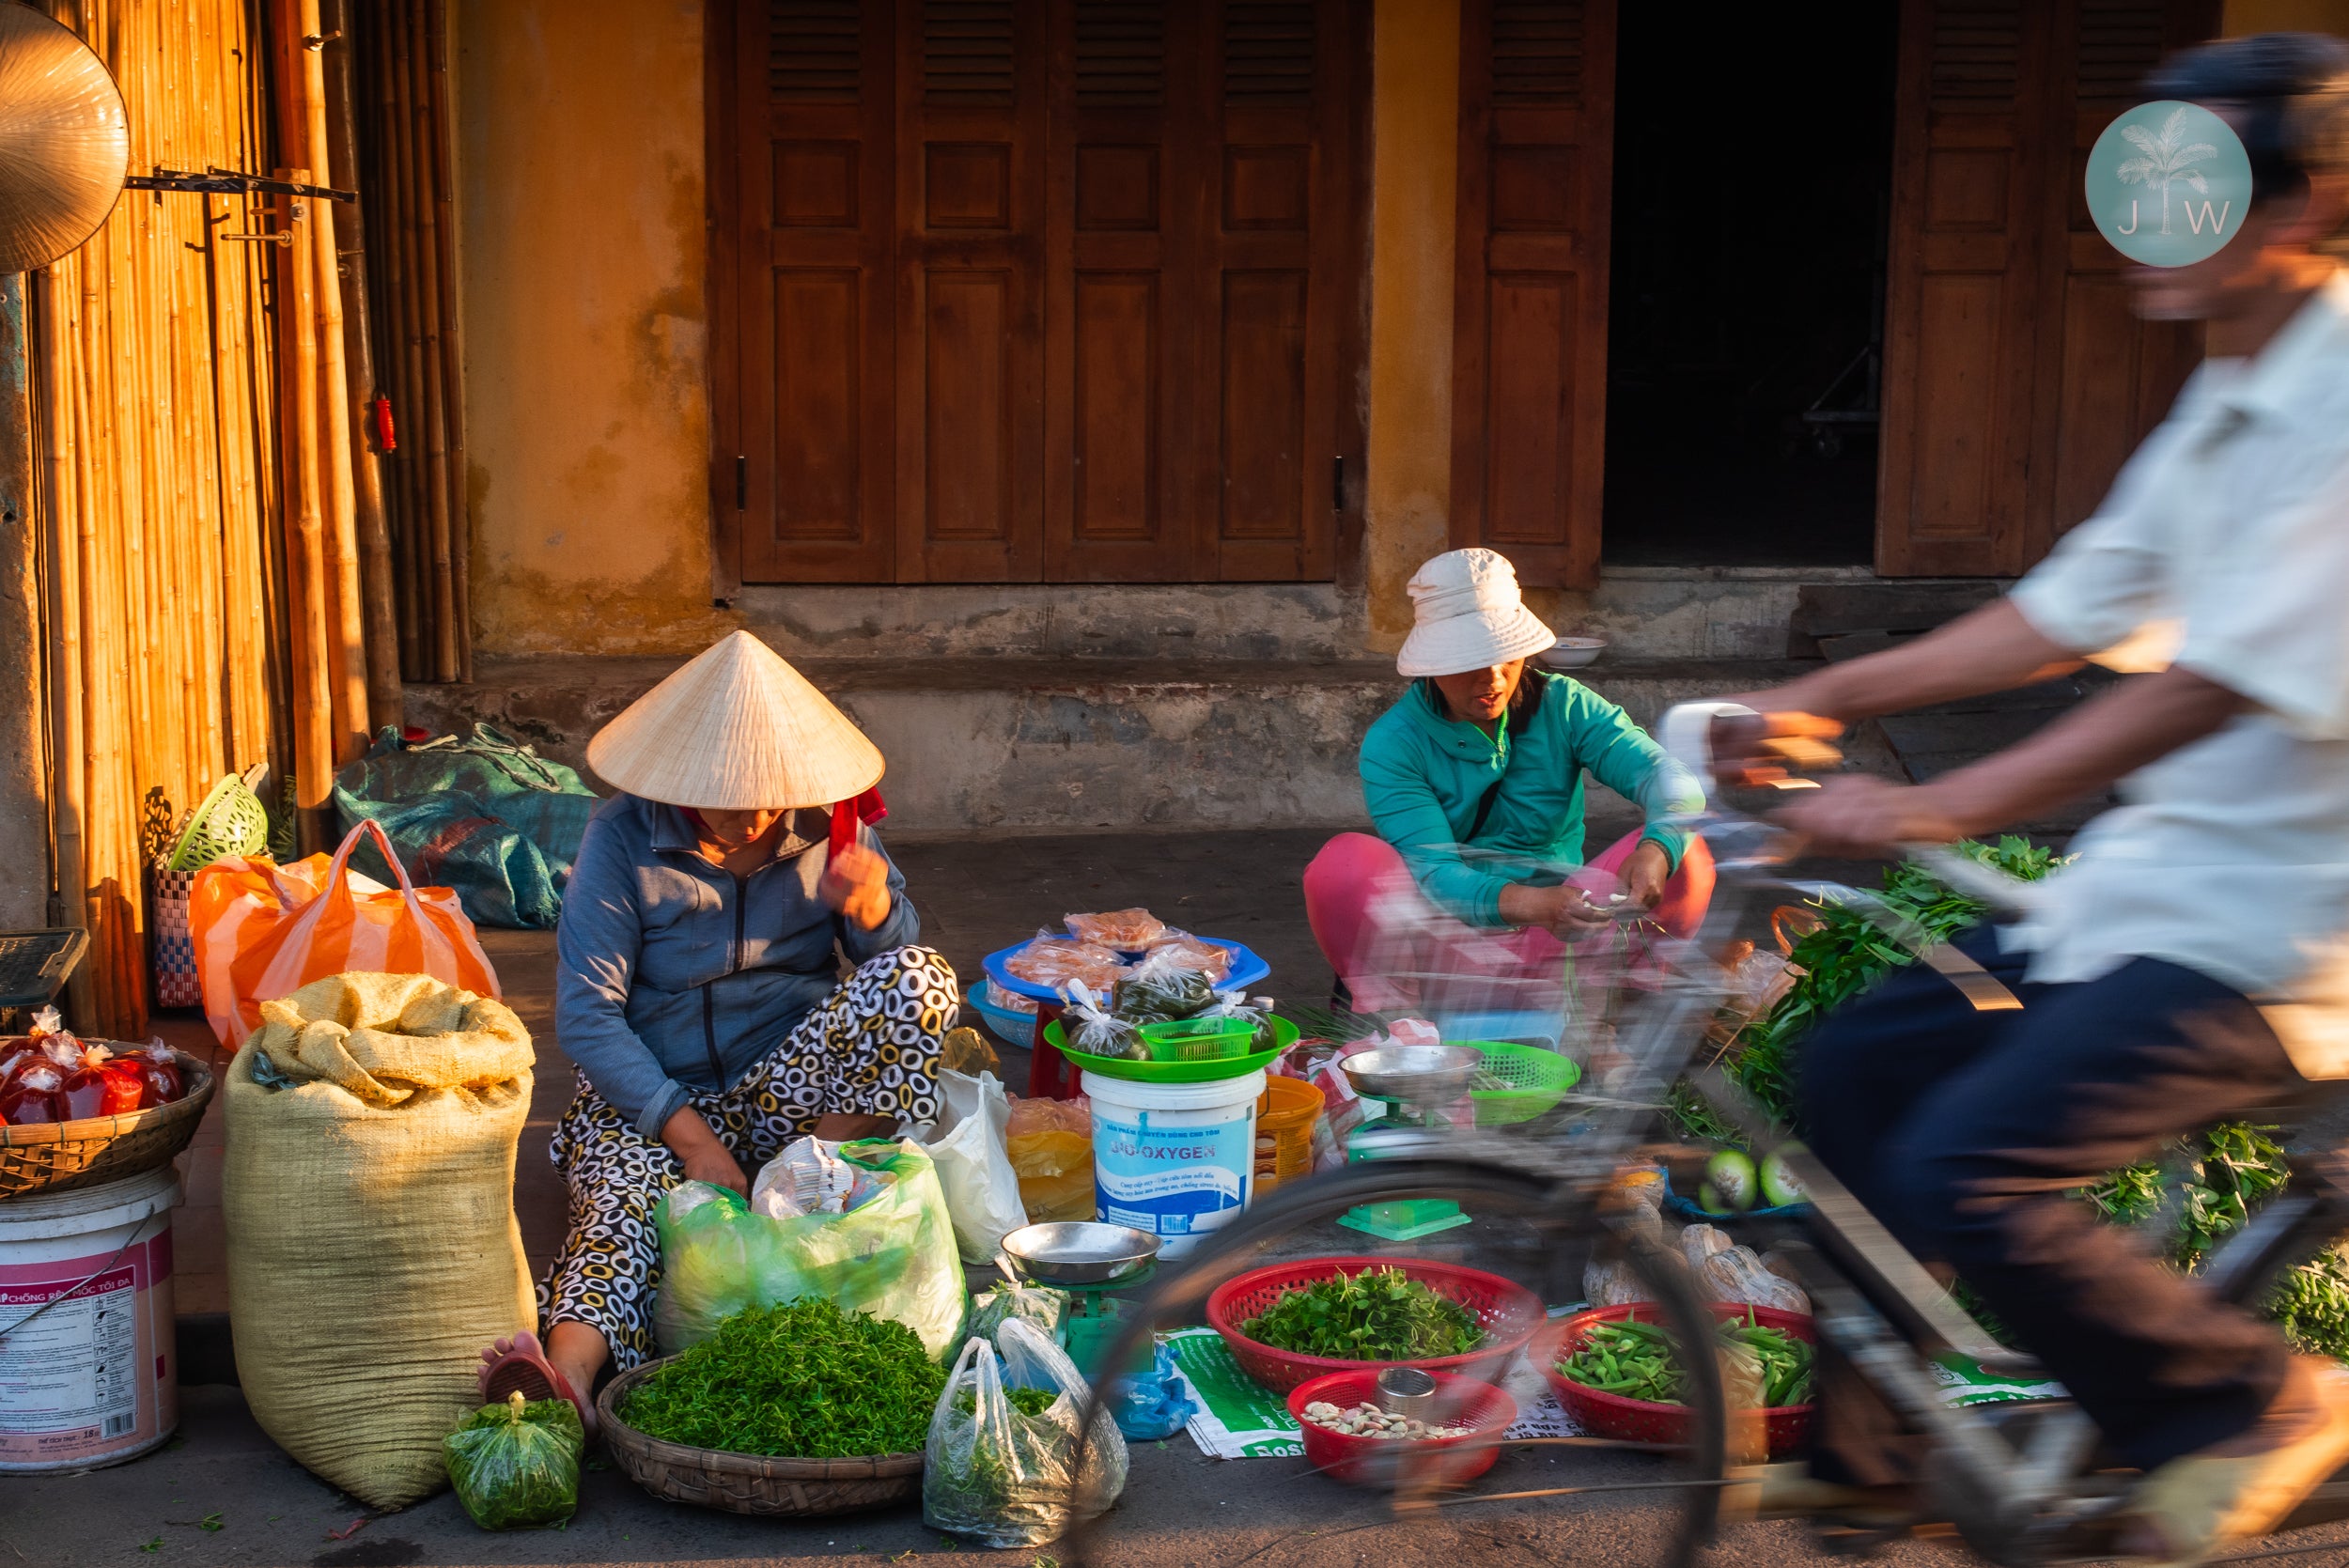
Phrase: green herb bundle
[
  {"left": 1696, "top": 837, "right": 2349, "bottom": 1363},
  {"left": 623, "top": 1298, "right": 946, "bottom": 1458},
  {"left": 443, "top": 1392, "right": 584, "bottom": 1530},
  {"left": 1241, "top": 1266, "right": 1483, "bottom": 1360},
  {"left": 956, "top": 1386, "right": 1059, "bottom": 1419}
]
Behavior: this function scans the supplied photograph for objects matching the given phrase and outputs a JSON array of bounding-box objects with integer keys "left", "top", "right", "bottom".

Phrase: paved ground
[{"left": 49, "top": 810, "right": 2349, "bottom": 1568}]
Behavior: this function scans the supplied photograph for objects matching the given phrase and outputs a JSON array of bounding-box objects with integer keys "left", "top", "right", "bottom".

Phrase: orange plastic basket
[{"left": 1252, "top": 1074, "right": 1323, "bottom": 1193}]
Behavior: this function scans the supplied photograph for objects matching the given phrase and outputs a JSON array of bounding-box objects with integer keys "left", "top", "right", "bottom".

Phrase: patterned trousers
[{"left": 537, "top": 943, "right": 957, "bottom": 1371}]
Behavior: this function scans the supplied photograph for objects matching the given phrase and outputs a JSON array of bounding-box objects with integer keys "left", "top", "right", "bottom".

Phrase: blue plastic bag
[
  {"left": 1111, "top": 1343, "right": 1196, "bottom": 1440},
  {"left": 333, "top": 724, "right": 597, "bottom": 929}
]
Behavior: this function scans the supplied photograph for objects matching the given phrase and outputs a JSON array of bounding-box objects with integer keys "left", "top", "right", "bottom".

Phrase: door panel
[
  {"left": 893, "top": 0, "right": 1046, "bottom": 582},
  {"left": 724, "top": 0, "right": 1360, "bottom": 583},
  {"left": 734, "top": 0, "right": 896, "bottom": 582},
  {"left": 1451, "top": 0, "right": 1616, "bottom": 590},
  {"left": 1877, "top": 0, "right": 2213, "bottom": 577}
]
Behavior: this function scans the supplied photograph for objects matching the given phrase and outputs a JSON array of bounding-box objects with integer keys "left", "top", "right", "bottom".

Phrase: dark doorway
[{"left": 1600, "top": 3, "right": 1898, "bottom": 568}]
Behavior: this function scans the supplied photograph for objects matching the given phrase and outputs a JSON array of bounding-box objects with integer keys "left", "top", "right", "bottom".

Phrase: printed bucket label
[
  {"left": 1093, "top": 1102, "right": 1254, "bottom": 1252},
  {"left": 0, "top": 1234, "right": 172, "bottom": 1467}
]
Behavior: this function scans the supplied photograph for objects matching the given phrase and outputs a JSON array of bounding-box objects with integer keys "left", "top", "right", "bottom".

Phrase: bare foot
[{"left": 477, "top": 1328, "right": 598, "bottom": 1437}]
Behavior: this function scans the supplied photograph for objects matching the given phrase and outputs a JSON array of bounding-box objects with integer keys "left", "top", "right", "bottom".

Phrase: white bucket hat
[
  {"left": 1394, "top": 548, "right": 1557, "bottom": 678},
  {"left": 586, "top": 630, "right": 885, "bottom": 810}
]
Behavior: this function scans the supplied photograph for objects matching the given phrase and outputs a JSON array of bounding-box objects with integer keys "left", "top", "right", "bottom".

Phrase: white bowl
[{"left": 1540, "top": 637, "right": 1607, "bottom": 670}]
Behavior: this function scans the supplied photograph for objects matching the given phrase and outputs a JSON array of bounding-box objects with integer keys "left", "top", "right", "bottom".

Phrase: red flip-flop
[{"left": 477, "top": 1330, "right": 597, "bottom": 1438}]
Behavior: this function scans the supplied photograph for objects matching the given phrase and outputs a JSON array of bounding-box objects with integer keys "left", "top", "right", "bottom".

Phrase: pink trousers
[{"left": 1301, "top": 830, "right": 1717, "bottom": 1014}]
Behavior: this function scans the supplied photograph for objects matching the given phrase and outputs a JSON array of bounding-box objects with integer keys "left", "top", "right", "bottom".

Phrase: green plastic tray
[
  {"left": 1462, "top": 1039, "right": 1579, "bottom": 1126},
  {"left": 1044, "top": 1015, "right": 1298, "bottom": 1084}
]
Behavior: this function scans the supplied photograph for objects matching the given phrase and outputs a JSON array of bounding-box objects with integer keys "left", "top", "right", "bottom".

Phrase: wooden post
[
  {"left": 0, "top": 274, "right": 52, "bottom": 931},
  {"left": 37, "top": 268, "right": 88, "bottom": 1019},
  {"left": 278, "top": 172, "right": 334, "bottom": 853}
]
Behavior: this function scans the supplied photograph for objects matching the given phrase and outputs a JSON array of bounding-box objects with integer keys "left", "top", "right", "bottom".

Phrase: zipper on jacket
[{"left": 700, "top": 871, "right": 751, "bottom": 1090}]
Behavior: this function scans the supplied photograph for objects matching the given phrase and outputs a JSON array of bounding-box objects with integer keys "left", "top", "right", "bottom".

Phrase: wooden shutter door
[
  {"left": 1451, "top": 0, "right": 1617, "bottom": 591},
  {"left": 730, "top": 0, "right": 898, "bottom": 582},
  {"left": 1043, "top": 1, "right": 1205, "bottom": 581},
  {"left": 893, "top": 0, "right": 1047, "bottom": 582},
  {"left": 1877, "top": 0, "right": 2052, "bottom": 577},
  {"left": 1195, "top": 0, "right": 1357, "bottom": 581},
  {"left": 2025, "top": 0, "right": 2211, "bottom": 561}
]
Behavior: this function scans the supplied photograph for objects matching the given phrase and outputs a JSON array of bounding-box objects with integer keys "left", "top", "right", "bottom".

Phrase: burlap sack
[{"left": 225, "top": 971, "right": 536, "bottom": 1508}]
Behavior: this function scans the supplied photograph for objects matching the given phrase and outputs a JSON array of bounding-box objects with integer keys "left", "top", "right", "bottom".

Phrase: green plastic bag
[
  {"left": 653, "top": 1139, "right": 966, "bottom": 1359},
  {"left": 443, "top": 1392, "right": 584, "bottom": 1530}
]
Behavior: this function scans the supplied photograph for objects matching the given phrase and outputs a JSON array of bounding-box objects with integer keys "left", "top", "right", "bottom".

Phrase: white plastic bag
[
  {"left": 923, "top": 1317, "right": 1128, "bottom": 1547},
  {"left": 924, "top": 1069, "right": 1032, "bottom": 1265}
]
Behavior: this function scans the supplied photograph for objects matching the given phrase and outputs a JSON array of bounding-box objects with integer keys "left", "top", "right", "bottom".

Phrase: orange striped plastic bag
[{"left": 189, "top": 818, "right": 502, "bottom": 1047}]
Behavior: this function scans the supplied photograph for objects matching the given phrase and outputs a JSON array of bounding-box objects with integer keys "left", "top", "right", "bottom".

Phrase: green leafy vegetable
[
  {"left": 623, "top": 1298, "right": 946, "bottom": 1458},
  {"left": 1553, "top": 1314, "right": 1812, "bottom": 1408},
  {"left": 1240, "top": 1266, "right": 1482, "bottom": 1360},
  {"left": 1699, "top": 840, "right": 2349, "bottom": 1362},
  {"left": 443, "top": 1391, "right": 584, "bottom": 1531}
]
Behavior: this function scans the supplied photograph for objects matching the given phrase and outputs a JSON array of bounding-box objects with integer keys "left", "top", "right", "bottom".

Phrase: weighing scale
[
  {"left": 996, "top": 1221, "right": 1163, "bottom": 1377},
  {"left": 1335, "top": 1044, "right": 1484, "bottom": 1241}
]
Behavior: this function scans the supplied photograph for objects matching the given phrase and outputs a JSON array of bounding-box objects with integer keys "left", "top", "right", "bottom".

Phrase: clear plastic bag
[
  {"left": 923, "top": 1317, "right": 1129, "bottom": 1547},
  {"left": 922, "top": 1070, "right": 1033, "bottom": 1265},
  {"left": 1065, "top": 908, "right": 1166, "bottom": 948},
  {"left": 1112, "top": 947, "right": 1218, "bottom": 1023},
  {"left": 442, "top": 1391, "right": 583, "bottom": 1530},
  {"left": 1140, "top": 928, "right": 1232, "bottom": 981},
  {"left": 965, "top": 1279, "right": 1070, "bottom": 1348},
  {"left": 1004, "top": 929, "right": 1125, "bottom": 992},
  {"left": 1006, "top": 1094, "right": 1095, "bottom": 1223},
  {"left": 1695, "top": 1243, "right": 1811, "bottom": 1315},
  {"left": 653, "top": 1141, "right": 966, "bottom": 1358},
  {"left": 1058, "top": 981, "right": 1143, "bottom": 1060}
]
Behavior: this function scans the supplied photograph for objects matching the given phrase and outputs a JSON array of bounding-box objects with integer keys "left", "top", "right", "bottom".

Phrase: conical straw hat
[{"left": 586, "top": 631, "right": 884, "bottom": 810}]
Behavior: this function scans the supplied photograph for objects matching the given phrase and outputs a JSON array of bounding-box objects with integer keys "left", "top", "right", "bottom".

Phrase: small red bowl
[
  {"left": 1286, "top": 1369, "right": 1518, "bottom": 1487},
  {"left": 1541, "top": 1301, "right": 1814, "bottom": 1458},
  {"left": 1206, "top": 1255, "right": 1546, "bottom": 1394}
]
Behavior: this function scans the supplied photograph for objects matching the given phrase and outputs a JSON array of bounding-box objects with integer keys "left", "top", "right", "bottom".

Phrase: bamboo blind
[
  {"left": 38, "top": 0, "right": 289, "bottom": 1037},
  {"left": 358, "top": 0, "right": 471, "bottom": 684}
]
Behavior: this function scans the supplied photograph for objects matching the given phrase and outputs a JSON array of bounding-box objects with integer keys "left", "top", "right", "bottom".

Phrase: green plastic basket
[
  {"left": 1136, "top": 1015, "right": 1255, "bottom": 1063},
  {"left": 165, "top": 773, "right": 271, "bottom": 871},
  {"left": 1463, "top": 1039, "right": 1579, "bottom": 1126},
  {"left": 1046, "top": 1015, "right": 1298, "bottom": 1084}
]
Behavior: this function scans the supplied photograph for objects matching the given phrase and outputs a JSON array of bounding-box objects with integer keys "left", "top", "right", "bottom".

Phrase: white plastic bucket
[
  {"left": 1083, "top": 1068, "right": 1263, "bottom": 1259},
  {"left": 0, "top": 1166, "right": 180, "bottom": 1470}
]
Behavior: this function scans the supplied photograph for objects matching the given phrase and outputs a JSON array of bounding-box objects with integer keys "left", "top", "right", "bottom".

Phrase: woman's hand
[
  {"left": 1708, "top": 701, "right": 1847, "bottom": 787},
  {"left": 660, "top": 1106, "right": 750, "bottom": 1197},
  {"left": 820, "top": 842, "right": 894, "bottom": 930},
  {"left": 1497, "top": 881, "right": 1613, "bottom": 935},
  {"left": 1623, "top": 840, "right": 1672, "bottom": 909}
]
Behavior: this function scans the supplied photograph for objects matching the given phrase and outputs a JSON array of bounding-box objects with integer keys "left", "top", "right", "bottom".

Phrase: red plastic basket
[
  {"left": 1540, "top": 1301, "right": 1815, "bottom": 1457},
  {"left": 1286, "top": 1368, "right": 1518, "bottom": 1487},
  {"left": 1206, "top": 1255, "right": 1546, "bottom": 1394}
]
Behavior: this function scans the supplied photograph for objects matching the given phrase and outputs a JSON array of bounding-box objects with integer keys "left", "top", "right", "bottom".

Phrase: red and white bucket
[{"left": 0, "top": 1167, "right": 179, "bottom": 1470}]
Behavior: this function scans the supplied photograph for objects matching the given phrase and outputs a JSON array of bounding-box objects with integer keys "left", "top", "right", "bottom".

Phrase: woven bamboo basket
[
  {"left": 0, "top": 1048, "right": 216, "bottom": 1199},
  {"left": 596, "top": 1358, "right": 926, "bottom": 1517}
]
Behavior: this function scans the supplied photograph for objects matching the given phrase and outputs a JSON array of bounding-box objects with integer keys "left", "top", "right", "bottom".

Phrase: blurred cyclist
[{"left": 1721, "top": 34, "right": 2349, "bottom": 1564}]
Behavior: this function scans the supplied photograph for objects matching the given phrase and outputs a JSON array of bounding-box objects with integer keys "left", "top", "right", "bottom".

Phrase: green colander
[{"left": 165, "top": 773, "right": 271, "bottom": 870}]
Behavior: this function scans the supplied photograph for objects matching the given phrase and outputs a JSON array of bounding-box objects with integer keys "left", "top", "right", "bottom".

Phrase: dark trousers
[{"left": 1798, "top": 924, "right": 2301, "bottom": 1471}]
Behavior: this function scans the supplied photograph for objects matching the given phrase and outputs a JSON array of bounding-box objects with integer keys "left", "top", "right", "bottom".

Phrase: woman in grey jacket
[{"left": 476, "top": 632, "right": 957, "bottom": 1426}]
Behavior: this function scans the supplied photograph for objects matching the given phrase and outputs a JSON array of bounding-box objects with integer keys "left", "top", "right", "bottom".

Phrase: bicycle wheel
[{"left": 1058, "top": 1158, "right": 1729, "bottom": 1568}]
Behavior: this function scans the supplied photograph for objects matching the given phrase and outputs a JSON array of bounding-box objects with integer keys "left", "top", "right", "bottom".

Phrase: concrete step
[{"left": 401, "top": 652, "right": 1821, "bottom": 833}]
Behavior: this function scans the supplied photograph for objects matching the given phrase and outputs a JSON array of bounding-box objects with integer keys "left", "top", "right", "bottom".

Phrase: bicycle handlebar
[{"left": 1655, "top": 701, "right": 2045, "bottom": 916}]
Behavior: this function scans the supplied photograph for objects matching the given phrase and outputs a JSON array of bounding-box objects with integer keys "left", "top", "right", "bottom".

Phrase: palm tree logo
[{"left": 2115, "top": 106, "right": 2219, "bottom": 237}]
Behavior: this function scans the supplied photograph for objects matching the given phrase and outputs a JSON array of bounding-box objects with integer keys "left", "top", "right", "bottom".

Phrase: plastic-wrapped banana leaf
[
  {"left": 1110, "top": 947, "right": 1219, "bottom": 1023},
  {"left": 1059, "top": 981, "right": 1145, "bottom": 1060}
]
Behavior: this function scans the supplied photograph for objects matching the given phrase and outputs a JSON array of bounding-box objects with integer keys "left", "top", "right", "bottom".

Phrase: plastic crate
[{"left": 0, "top": 928, "right": 88, "bottom": 1010}]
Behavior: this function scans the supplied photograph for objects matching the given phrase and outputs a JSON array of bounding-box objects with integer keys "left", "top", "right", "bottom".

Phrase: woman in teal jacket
[{"left": 1304, "top": 549, "right": 1714, "bottom": 1011}]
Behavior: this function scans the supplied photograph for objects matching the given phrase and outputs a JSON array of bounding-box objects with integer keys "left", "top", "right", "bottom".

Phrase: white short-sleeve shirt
[{"left": 2008, "top": 270, "right": 2349, "bottom": 1079}]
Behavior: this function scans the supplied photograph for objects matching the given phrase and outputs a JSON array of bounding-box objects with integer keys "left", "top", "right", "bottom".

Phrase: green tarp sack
[
  {"left": 333, "top": 723, "right": 597, "bottom": 929},
  {"left": 653, "top": 1140, "right": 966, "bottom": 1359}
]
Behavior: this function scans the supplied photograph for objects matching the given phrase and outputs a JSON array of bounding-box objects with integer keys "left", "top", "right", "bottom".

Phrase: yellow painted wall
[
  {"left": 1362, "top": 0, "right": 1461, "bottom": 653},
  {"left": 455, "top": 0, "right": 1465, "bottom": 660},
  {"left": 455, "top": 0, "right": 737, "bottom": 658}
]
